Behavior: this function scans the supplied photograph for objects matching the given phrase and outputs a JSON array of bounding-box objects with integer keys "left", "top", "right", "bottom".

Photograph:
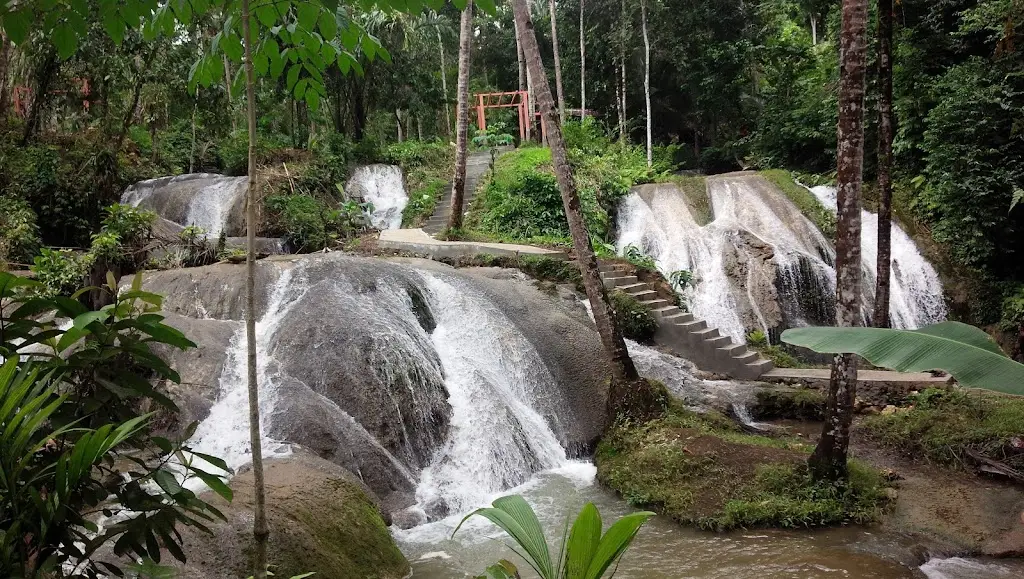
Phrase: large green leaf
[
  {"left": 564, "top": 503, "right": 601, "bottom": 579},
  {"left": 781, "top": 322, "right": 1024, "bottom": 395},
  {"left": 454, "top": 495, "right": 554, "bottom": 579},
  {"left": 584, "top": 511, "right": 655, "bottom": 579}
]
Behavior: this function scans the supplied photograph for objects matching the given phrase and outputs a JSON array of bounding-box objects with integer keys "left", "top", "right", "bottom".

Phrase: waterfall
[
  {"left": 182, "top": 177, "right": 248, "bottom": 236},
  {"left": 616, "top": 176, "right": 945, "bottom": 341},
  {"left": 186, "top": 262, "right": 303, "bottom": 473},
  {"left": 808, "top": 185, "right": 947, "bottom": 328},
  {"left": 413, "top": 272, "right": 572, "bottom": 516},
  {"left": 346, "top": 164, "right": 408, "bottom": 230},
  {"left": 121, "top": 173, "right": 247, "bottom": 236}
]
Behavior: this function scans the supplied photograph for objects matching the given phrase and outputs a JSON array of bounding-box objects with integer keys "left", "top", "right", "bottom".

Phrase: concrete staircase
[
  {"left": 600, "top": 263, "right": 774, "bottom": 380},
  {"left": 422, "top": 152, "right": 494, "bottom": 236}
]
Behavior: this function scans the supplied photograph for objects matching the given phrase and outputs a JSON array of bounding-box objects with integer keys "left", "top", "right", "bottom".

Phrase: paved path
[
  {"left": 762, "top": 368, "right": 953, "bottom": 385},
  {"left": 422, "top": 151, "right": 496, "bottom": 236},
  {"left": 378, "top": 228, "right": 567, "bottom": 260}
]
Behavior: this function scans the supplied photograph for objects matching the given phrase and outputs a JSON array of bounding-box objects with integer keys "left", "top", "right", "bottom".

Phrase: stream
[{"left": 396, "top": 465, "right": 1024, "bottom": 578}]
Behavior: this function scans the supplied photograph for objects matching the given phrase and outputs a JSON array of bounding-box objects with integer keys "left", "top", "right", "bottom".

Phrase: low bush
[
  {"left": 30, "top": 248, "right": 91, "bottom": 297},
  {"left": 265, "top": 194, "right": 369, "bottom": 252},
  {"left": 0, "top": 196, "right": 41, "bottom": 268},
  {"left": 609, "top": 290, "right": 658, "bottom": 343}
]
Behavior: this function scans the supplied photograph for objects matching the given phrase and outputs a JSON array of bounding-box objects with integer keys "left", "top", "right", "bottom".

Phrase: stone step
[
  {"left": 638, "top": 299, "right": 670, "bottom": 309},
  {"left": 617, "top": 282, "right": 649, "bottom": 293},
  {"left": 599, "top": 263, "right": 627, "bottom": 273},
  {"left": 651, "top": 306, "right": 681, "bottom": 320},
  {"left": 693, "top": 327, "right": 720, "bottom": 340},
  {"left": 743, "top": 359, "right": 775, "bottom": 379},
  {"left": 705, "top": 336, "right": 731, "bottom": 349},
  {"left": 678, "top": 319, "right": 708, "bottom": 332},
  {"left": 662, "top": 312, "right": 695, "bottom": 324},
  {"left": 602, "top": 275, "right": 639, "bottom": 287},
  {"left": 628, "top": 289, "right": 658, "bottom": 301},
  {"left": 600, "top": 270, "right": 633, "bottom": 281},
  {"left": 722, "top": 343, "right": 748, "bottom": 357},
  {"left": 731, "top": 350, "right": 760, "bottom": 364}
]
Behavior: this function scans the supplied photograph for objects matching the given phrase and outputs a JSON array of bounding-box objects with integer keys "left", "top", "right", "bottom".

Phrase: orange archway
[{"left": 473, "top": 90, "right": 545, "bottom": 144}]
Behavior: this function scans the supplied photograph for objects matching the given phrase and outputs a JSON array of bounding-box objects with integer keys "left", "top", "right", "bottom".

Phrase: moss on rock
[
  {"left": 752, "top": 388, "right": 826, "bottom": 420},
  {"left": 174, "top": 452, "right": 410, "bottom": 579},
  {"left": 596, "top": 405, "right": 888, "bottom": 531}
]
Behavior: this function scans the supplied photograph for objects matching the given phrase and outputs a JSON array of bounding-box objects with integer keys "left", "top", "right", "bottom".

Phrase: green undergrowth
[
  {"left": 752, "top": 388, "right": 826, "bottom": 421},
  {"left": 391, "top": 141, "right": 454, "bottom": 228},
  {"left": 596, "top": 405, "right": 888, "bottom": 531},
  {"left": 860, "top": 387, "right": 1024, "bottom": 471},
  {"left": 746, "top": 330, "right": 812, "bottom": 369},
  {"left": 760, "top": 169, "right": 836, "bottom": 239},
  {"left": 609, "top": 290, "right": 658, "bottom": 343}
]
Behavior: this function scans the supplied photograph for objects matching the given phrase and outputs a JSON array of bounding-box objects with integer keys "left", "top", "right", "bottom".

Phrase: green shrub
[
  {"left": 610, "top": 290, "right": 658, "bottom": 343},
  {"left": 265, "top": 194, "right": 368, "bottom": 252},
  {"left": 88, "top": 204, "right": 156, "bottom": 271},
  {"left": 0, "top": 196, "right": 41, "bottom": 268},
  {"left": 623, "top": 244, "right": 658, "bottom": 272},
  {"left": 30, "top": 248, "right": 91, "bottom": 297}
]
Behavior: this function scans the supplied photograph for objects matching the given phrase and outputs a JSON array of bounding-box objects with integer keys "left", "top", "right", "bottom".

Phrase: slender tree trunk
[
  {"left": 437, "top": 25, "right": 452, "bottom": 137},
  {"left": 240, "top": 1, "right": 269, "bottom": 576},
  {"left": 874, "top": 0, "right": 894, "bottom": 329},
  {"left": 448, "top": 0, "right": 473, "bottom": 231},
  {"left": 223, "top": 53, "right": 237, "bottom": 132},
  {"left": 0, "top": 33, "right": 10, "bottom": 120},
  {"left": 619, "top": 0, "right": 627, "bottom": 145},
  {"left": 811, "top": 14, "right": 818, "bottom": 45},
  {"left": 549, "top": 0, "right": 566, "bottom": 122},
  {"left": 809, "top": 0, "right": 868, "bottom": 483},
  {"left": 396, "top": 109, "right": 404, "bottom": 142},
  {"left": 511, "top": 0, "right": 640, "bottom": 390},
  {"left": 352, "top": 78, "right": 366, "bottom": 140},
  {"left": 21, "top": 49, "right": 58, "bottom": 145},
  {"left": 417, "top": 116, "right": 423, "bottom": 141},
  {"left": 515, "top": 23, "right": 529, "bottom": 140},
  {"left": 189, "top": 93, "right": 198, "bottom": 173},
  {"left": 579, "top": 0, "right": 586, "bottom": 120},
  {"left": 114, "top": 46, "right": 158, "bottom": 153},
  {"left": 642, "top": 0, "right": 652, "bottom": 167}
]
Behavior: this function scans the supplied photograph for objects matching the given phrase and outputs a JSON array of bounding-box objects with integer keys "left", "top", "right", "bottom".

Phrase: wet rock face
[
  {"left": 121, "top": 174, "right": 248, "bottom": 236},
  {"left": 145, "top": 253, "right": 611, "bottom": 515}
]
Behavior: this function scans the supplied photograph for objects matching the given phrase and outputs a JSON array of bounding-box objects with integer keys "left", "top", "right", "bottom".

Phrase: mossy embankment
[{"left": 596, "top": 403, "right": 889, "bottom": 531}]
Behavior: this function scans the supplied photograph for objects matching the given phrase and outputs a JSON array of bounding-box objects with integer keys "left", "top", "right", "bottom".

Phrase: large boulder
[
  {"left": 173, "top": 451, "right": 410, "bottom": 579},
  {"left": 122, "top": 174, "right": 247, "bottom": 237}
]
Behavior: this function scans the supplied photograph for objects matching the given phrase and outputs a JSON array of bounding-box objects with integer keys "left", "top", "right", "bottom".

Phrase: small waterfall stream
[
  {"left": 346, "top": 164, "right": 408, "bottom": 230},
  {"left": 122, "top": 174, "right": 247, "bottom": 236}
]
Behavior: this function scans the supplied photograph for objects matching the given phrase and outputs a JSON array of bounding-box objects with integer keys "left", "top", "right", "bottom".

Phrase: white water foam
[
  {"left": 809, "top": 185, "right": 947, "bottom": 328},
  {"left": 412, "top": 272, "right": 573, "bottom": 515},
  {"left": 183, "top": 177, "right": 247, "bottom": 236},
  {"left": 347, "top": 164, "right": 408, "bottom": 230},
  {"left": 920, "top": 557, "right": 1020, "bottom": 579},
  {"left": 186, "top": 262, "right": 304, "bottom": 476}
]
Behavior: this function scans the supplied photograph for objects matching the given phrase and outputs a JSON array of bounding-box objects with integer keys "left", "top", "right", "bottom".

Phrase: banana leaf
[{"left": 781, "top": 321, "right": 1024, "bottom": 395}]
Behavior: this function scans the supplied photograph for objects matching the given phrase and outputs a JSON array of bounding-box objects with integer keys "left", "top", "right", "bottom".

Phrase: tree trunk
[
  {"left": 21, "top": 49, "right": 58, "bottom": 145},
  {"left": 114, "top": 46, "right": 158, "bottom": 153},
  {"left": 447, "top": 0, "right": 473, "bottom": 231},
  {"left": 352, "top": 78, "right": 366, "bottom": 140},
  {"left": 618, "top": 0, "right": 627, "bottom": 145},
  {"left": 223, "top": 53, "right": 237, "bottom": 132},
  {"left": 189, "top": 93, "right": 198, "bottom": 173},
  {"left": 874, "top": 0, "right": 894, "bottom": 329},
  {"left": 515, "top": 22, "right": 530, "bottom": 141},
  {"left": 510, "top": 0, "right": 640, "bottom": 390},
  {"left": 579, "top": 0, "right": 586, "bottom": 120},
  {"left": 396, "top": 109, "right": 404, "bottom": 142},
  {"left": 811, "top": 14, "right": 818, "bottom": 45},
  {"left": 526, "top": 55, "right": 536, "bottom": 142},
  {"left": 549, "top": 0, "right": 566, "bottom": 123},
  {"left": 642, "top": 0, "right": 652, "bottom": 167},
  {"left": 809, "top": 0, "right": 868, "bottom": 483},
  {"left": 615, "top": 57, "right": 624, "bottom": 141},
  {"left": 437, "top": 25, "right": 452, "bottom": 137},
  {"left": 417, "top": 116, "right": 423, "bottom": 141},
  {"left": 240, "top": 1, "right": 270, "bottom": 577},
  {"left": 0, "top": 33, "right": 11, "bottom": 121}
]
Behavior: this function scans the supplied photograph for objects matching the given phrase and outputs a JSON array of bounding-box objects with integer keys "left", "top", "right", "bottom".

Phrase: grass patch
[
  {"left": 663, "top": 175, "right": 711, "bottom": 225},
  {"left": 396, "top": 143, "right": 454, "bottom": 228},
  {"left": 860, "top": 388, "right": 1024, "bottom": 471},
  {"left": 596, "top": 405, "right": 888, "bottom": 531},
  {"left": 760, "top": 169, "right": 837, "bottom": 239},
  {"left": 752, "top": 388, "right": 826, "bottom": 421}
]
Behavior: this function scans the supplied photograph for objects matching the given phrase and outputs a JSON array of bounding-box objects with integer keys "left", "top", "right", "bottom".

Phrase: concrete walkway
[
  {"left": 378, "top": 228, "right": 567, "bottom": 260},
  {"left": 762, "top": 367, "right": 953, "bottom": 386}
]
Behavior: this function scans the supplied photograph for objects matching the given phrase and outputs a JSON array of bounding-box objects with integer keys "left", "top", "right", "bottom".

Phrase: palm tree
[
  {"left": 548, "top": 0, "right": 566, "bottom": 122},
  {"left": 510, "top": 0, "right": 642, "bottom": 398},
  {"left": 447, "top": 0, "right": 473, "bottom": 231},
  {"left": 874, "top": 0, "right": 894, "bottom": 328},
  {"left": 579, "top": 0, "right": 586, "bottom": 120},
  {"left": 809, "top": 0, "right": 868, "bottom": 483},
  {"left": 239, "top": 1, "right": 269, "bottom": 576}
]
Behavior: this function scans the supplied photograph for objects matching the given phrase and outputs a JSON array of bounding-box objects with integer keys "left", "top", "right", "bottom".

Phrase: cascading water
[
  {"left": 121, "top": 174, "right": 247, "bottom": 236},
  {"left": 808, "top": 185, "right": 947, "bottom": 328},
  {"left": 616, "top": 175, "right": 946, "bottom": 341},
  {"left": 413, "top": 272, "right": 574, "bottom": 517},
  {"left": 346, "top": 164, "right": 408, "bottom": 230}
]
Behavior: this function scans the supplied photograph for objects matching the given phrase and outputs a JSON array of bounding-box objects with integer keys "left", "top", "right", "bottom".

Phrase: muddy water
[{"left": 395, "top": 464, "right": 1005, "bottom": 578}]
